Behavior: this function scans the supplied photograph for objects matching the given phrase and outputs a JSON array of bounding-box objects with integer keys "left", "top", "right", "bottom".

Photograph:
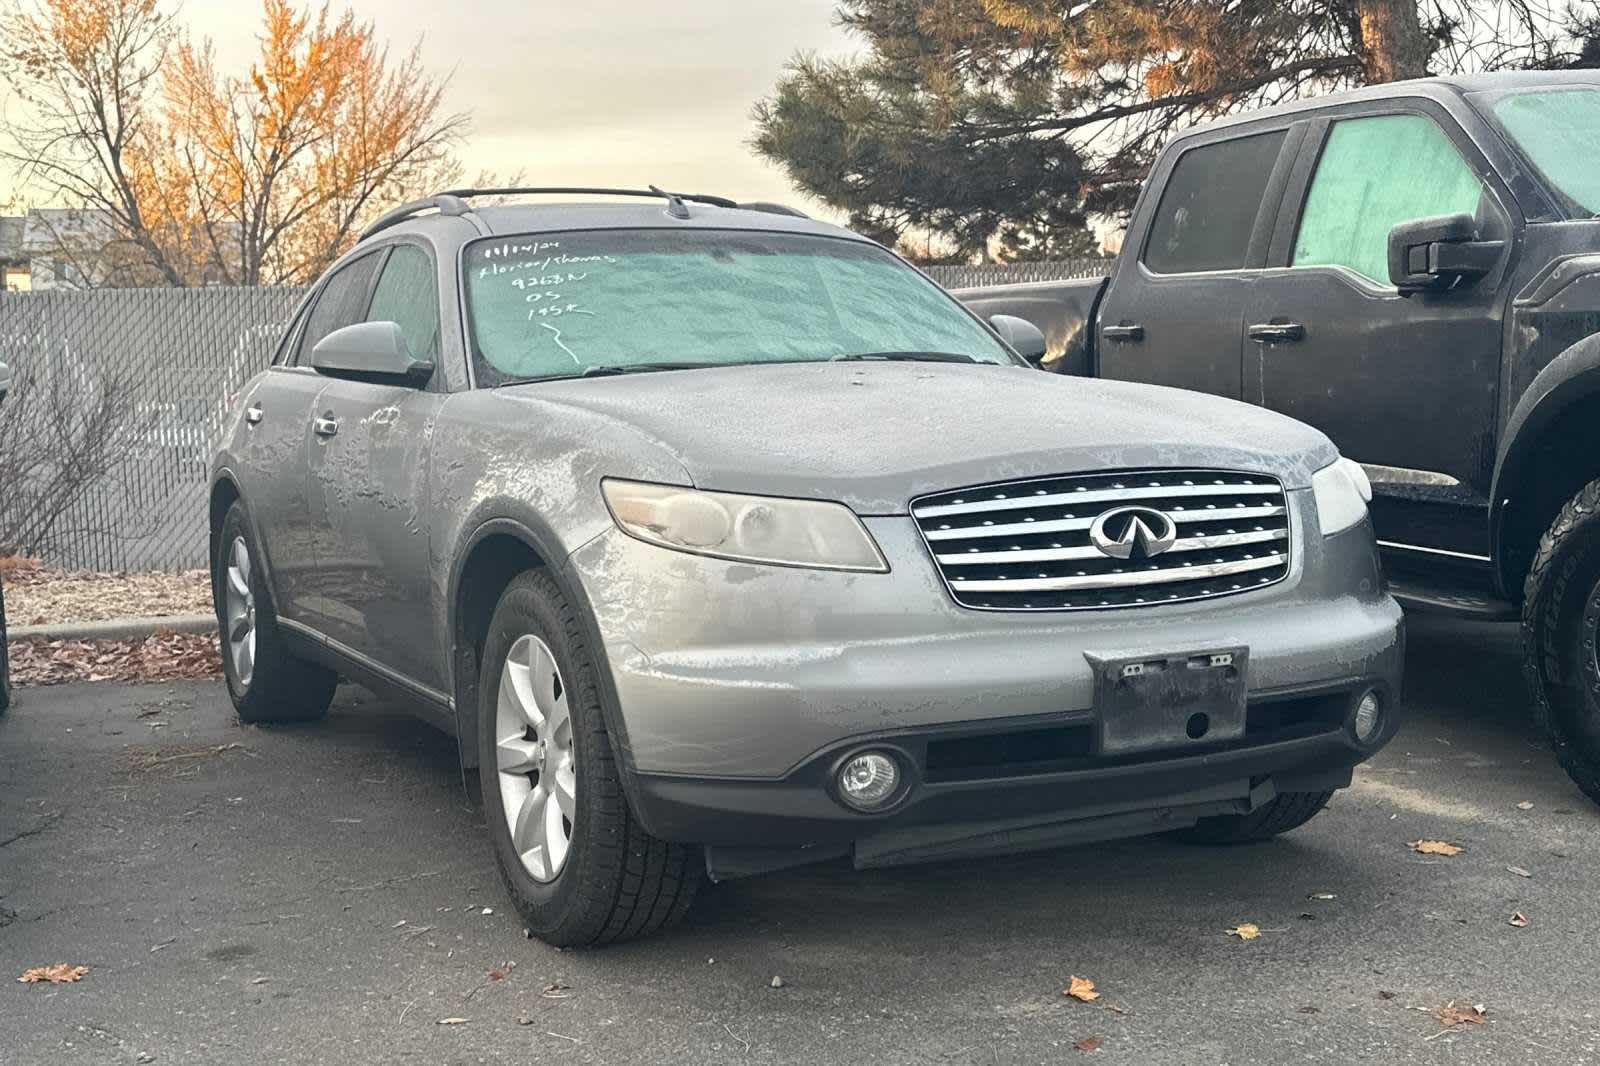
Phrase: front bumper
[{"left": 565, "top": 496, "right": 1403, "bottom": 858}]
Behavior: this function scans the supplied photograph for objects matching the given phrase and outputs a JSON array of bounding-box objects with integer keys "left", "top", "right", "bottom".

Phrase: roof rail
[
  {"left": 736, "top": 201, "right": 809, "bottom": 218},
  {"left": 359, "top": 186, "right": 743, "bottom": 240}
]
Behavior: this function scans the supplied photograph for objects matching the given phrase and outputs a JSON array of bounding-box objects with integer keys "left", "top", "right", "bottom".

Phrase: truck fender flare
[{"left": 1490, "top": 332, "right": 1600, "bottom": 595}]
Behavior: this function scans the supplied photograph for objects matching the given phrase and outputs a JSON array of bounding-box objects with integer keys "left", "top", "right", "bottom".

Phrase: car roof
[
  {"left": 468, "top": 201, "right": 859, "bottom": 240},
  {"left": 1182, "top": 69, "right": 1600, "bottom": 138}
]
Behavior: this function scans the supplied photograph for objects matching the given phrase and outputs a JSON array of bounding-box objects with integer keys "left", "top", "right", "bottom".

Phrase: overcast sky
[{"left": 182, "top": 0, "right": 857, "bottom": 210}]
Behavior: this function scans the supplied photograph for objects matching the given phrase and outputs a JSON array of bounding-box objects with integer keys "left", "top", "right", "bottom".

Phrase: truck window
[
  {"left": 1489, "top": 88, "right": 1600, "bottom": 216},
  {"left": 1142, "top": 131, "right": 1286, "bottom": 274},
  {"left": 1292, "top": 114, "right": 1483, "bottom": 285}
]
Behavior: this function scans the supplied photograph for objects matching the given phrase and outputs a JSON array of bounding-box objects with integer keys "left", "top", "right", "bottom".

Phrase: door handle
[
  {"left": 1247, "top": 322, "right": 1306, "bottom": 343},
  {"left": 245, "top": 404, "right": 263, "bottom": 426},
  {"left": 313, "top": 415, "right": 340, "bottom": 439},
  {"left": 1102, "top": 323, "right": 1144, "bottom": 342}
]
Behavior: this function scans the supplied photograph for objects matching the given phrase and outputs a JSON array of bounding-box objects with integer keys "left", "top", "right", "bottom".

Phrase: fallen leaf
[
  {"left": 1409, "top": 840, "right": 1463, "bottom": 857},
  {"left": 1506, "top": 865, "right": 1532, "bottom": 878},
  {"left": 541, "top": 981, "right": 572, "bottom": 999},
  {"left": 1423, "top": 1003, "right": 1486, "bottom": 1028},
  {"left": 1227, "top": 923, "right": 1261, "bottom": 941},
  {"left": 770, "top": 975, "right": 786, "bottom": 989},
  {"left": 487, "top": 962, "right": 515, "bottom": 982},
  {"left": 1074, "top": 1035, "right": 1103, "bottom": 1052},
  {"left": 1307, "top": 892, "right": 1337, "bottom": 901},
  {"left": 1516, "top": 801, "right": 1534, "bottom": 811},
  {"left": 1064, "top": 976, "right": 1101, "bottom": 1002},
  {"left": 1509, "top": 912, "right": 1529, "bottom": 928},
  {"left": 19, "top": 964, "right": 88, "bottom": 984},
  {"left": 436, "top": 1017, "right": 469, "bottom": 1026}
]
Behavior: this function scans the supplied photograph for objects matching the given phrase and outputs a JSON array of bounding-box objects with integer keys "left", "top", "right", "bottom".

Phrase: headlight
[
  {"left": 601, "top": 479, "right": 889, "bottom": 572},
  {"left": 1311, "top": 457, "right": 1372, "bottom": 536}
]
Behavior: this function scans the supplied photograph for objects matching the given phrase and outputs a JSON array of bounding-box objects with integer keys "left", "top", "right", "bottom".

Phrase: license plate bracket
[{"left": 1088, "top": 647, "right": 1249, "bottom": 756}]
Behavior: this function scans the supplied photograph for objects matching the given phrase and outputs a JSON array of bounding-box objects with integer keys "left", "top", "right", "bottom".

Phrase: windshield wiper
[
  {"left": 493, "top": 362, "right": 718, "bottom": 386},
  {"left": 830, "top": 351, "right": 984, "bottom": 364}
]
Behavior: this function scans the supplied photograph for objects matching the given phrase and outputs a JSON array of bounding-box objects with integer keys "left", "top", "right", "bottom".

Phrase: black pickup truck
[{"left": 959, "top": 70, "right": 1600, "bottom": 803}]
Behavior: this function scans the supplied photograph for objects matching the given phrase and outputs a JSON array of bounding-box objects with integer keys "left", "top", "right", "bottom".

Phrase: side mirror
[
  {"left": 312, "top": 321, "right": 433, "bottom": 386},
  {"left": 990, "top": 314, "right": 1049, "bottom": 366},
  {"left": 1387, "top": 213, "right": 1504, "bottom": 295},
  {"left": 0, "top": 360, "right": 10, "bottom": 407}
]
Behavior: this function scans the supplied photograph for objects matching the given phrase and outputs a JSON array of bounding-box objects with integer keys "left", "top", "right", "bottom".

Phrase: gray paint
[{"left": 212, "top": 196, "right": 1402, "bottom": 839}]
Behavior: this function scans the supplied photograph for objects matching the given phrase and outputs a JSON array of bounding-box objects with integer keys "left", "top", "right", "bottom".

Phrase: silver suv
[{"left": 209, "top": 187, "right": 1404, "bottom": 945}]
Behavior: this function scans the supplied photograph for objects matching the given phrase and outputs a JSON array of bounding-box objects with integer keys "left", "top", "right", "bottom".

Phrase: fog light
[
  {"left": 837, "top": 751, "right": 900, "bottom": 811},
  {"left": 1354, "top": 689, "right": 1384, "bottom": 743}
]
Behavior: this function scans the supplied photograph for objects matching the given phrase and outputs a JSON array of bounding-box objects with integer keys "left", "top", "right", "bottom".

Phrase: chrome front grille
[{"left": 911, "top": 470, "right": 1292, "bottom": 611}]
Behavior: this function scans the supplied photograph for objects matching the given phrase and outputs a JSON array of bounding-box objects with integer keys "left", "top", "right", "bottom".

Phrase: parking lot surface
[{"left": 4, "top": 616, "right": 1599, "bottom": 1064}]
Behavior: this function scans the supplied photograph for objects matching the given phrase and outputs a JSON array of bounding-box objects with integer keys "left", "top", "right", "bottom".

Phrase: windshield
[
  {"left": 1488, "top": 87, "right": 1600, "bottom": 216},
  {"left": 462, "top": 228, "right": 1015, "bottom": 382}
]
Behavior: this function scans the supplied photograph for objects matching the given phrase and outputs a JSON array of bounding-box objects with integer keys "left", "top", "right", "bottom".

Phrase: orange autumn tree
[{"left": 0, "top": 0, "right": 468, "bottom": 287}]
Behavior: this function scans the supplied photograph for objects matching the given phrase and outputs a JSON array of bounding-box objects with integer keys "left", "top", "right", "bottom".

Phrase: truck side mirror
[
  {"left": 989, "top": 314, "right": 1049, "bottom": 366},
  {"left": 0, "top": 360, "right": 10, "bottom": 407},
  {"left": 1387, "top": 213, "right": 1504, "bottom": 295}
]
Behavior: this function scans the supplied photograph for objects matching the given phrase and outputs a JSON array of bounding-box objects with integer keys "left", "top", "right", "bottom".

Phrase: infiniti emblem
[{"left": 1089, "top": 506, "right": 1179, "bottom": 560}]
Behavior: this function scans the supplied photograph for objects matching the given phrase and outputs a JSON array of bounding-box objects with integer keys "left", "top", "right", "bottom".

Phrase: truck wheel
[
  {"left": 213, "top": 501, "right": 337, "bottom": 724},
  {"left": 477, "top": 570, "right": 700, "bottom": 946},
  {"left": 1523, "top": 478, "right": 1600, "bottom": 805},
  {"left": 1173, "top": 791, "right": 1333, "bottom": 844}
]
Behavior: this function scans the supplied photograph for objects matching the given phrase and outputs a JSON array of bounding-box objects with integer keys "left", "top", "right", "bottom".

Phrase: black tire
[
  {"left": 213, "top": 501, "right": 337, "bottom": 724},
  {"left": 1173, "top": 791, "right": 1334, "bottom": 845},
  {"left": 477, "top": 569, "right": 700, "bottom": 946},
  {"left": 0, "top": 575, "right": 11, "bottom": 715},
  {"left": 1523, "top": 478, "right": 1600, "bottom": 805}
]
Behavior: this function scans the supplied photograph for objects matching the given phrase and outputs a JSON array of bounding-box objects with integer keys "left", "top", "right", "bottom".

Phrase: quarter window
[
  {"left": 296, "top": 251, "right": 383, "bottom": 364},
  {"left": 367, "top": 244, "right": 440, "bottom": 359},
  {"left": 1292, "top": 114, "right": 1484, "bottom": 285},
  {"left": 1142, "top": 131, "right": 1286, "bottom": 274}
]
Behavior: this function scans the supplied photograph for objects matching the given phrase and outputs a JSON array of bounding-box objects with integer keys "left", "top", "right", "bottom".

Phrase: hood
[{"left": 513, "top": 362, "right": 1337, "bottom": 515}]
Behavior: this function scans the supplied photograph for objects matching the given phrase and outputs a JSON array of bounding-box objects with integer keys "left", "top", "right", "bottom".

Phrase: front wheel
[
  {"left": 478, "top": 569, "right": 700, "bottom": 946},
  {"left": 1523, "top": 478, "right": 1600, "bottom": 805}
]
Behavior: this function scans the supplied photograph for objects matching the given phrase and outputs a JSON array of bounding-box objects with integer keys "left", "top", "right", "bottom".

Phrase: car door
[
  {"left": 1243, "top": 104, "right": 1514, "bottom": 557},
  {"left": 1094, "top": 123, "right": 1303, "bottom": 399},
  {"left": 232, "top": 253, "right": 380, "bottom": 625},
  {"left": 305, "top": 241, "right": 448, "bottom": 695}
]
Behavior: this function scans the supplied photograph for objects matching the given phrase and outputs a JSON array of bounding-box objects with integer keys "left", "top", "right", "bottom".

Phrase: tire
[
  {"left": 1523, "top": 478, "right": 1600, "bottom": 805},
  {"left": 0, "top": 575, "right": 11, "bottom": 715},
  {"left": 1173, "top": 791, "right": 1334, "bottom": 845},
  {"left": 477, "top": 569, "right": 700, "bottom": 946},
  {"left": 213, "top": 501, "right": 337, "bottom": 724}
]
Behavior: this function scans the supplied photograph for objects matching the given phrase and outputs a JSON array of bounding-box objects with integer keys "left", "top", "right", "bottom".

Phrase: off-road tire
[
  {"left": 1174, "top": 791, "right": 1334, "bottom": 844},
  {"left": 478, "top": 569, "right": 700, "bottom": 946},
  {"left": 1523, "top": 478, "right": 1600, "bottom": 805},
  {"left": 214, "top": 501, "right": 337, "bottom": 724}
]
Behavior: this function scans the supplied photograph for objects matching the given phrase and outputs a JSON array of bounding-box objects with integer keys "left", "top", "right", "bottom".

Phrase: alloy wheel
[
  {"left": 495, "top": 634, "right": 577, "bottom": 883},
  {"left": 224, "top": 536, "right": 257, "bottom": 687}
]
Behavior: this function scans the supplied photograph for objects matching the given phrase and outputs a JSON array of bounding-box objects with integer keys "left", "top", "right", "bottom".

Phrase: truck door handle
[
  {"left": 1102, "top": 324, "right": 1144, "bottom": 342},
  {"left": 313, "top": 415, "right": 340, "bottom": 438},
  {"left": 245, "top": 404, "right": 263, "bottom": 426},
  {"left": 1248, "top": 322, "right": 1306, "bottom": 343}
]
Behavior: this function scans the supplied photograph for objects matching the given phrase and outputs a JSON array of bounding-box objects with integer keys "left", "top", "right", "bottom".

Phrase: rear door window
[
  {"left": 366, "top": 244, "right": 440, "bottom": 359},
  {"left": 1142, "top": 131, "right": 1286, "bottom": 274},
  {"left": 1292, "top": 114, "right": 1484, "bottom": 285},
  {"left": 295, "top": 251, "right": 383, "bottom": 364}
]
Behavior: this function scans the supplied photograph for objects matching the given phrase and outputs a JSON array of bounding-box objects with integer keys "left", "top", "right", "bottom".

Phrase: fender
[
  {"left": 1490, "top": 331, "right": 1600, "bottom": 596},
  {"left": 444, "top": 510, "right": 642, "bottom": 802}
]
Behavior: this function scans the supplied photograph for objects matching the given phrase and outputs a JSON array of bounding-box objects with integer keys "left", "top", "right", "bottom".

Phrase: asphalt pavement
[{"left": 4, "top": 615, "right": 1599, "bottom": 1065}]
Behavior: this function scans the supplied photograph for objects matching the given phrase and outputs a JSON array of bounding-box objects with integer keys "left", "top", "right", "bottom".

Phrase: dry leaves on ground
[
  {"left": 8, "top": 633, "right": 221, "bottom": 687},
  {"left": 1064, "top": 976, "right": 1101, "bottom": 1002},
  {"left": 19, "top": 964, "right": 88, "bottom": 984},
  {"left": 436, "top": 1017, "right": 469, "bottom": 1026},
  {"left": 1074, "top": 1035, "right": 1103, "bottom": 1052},
  {"left": 1409, "top": 839, "right": 1463, "bottom": 857},
  {"left": 1509, "top": 912, "right": 1530, "bottom": 928},
  {"left": 6, "top": 568, "right": 211, "bottom": 626},
  {"left": 1419, "top": 1003, "right": 1487, "bottom": 1028},
  {"left": 1227, "top": 923, "right": 1261, "bottom": 941}
]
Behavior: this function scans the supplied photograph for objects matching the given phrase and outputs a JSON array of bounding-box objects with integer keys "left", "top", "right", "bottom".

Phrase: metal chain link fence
[{"left": 0, "top": 261, "right": 1109, "bottom": 573}]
